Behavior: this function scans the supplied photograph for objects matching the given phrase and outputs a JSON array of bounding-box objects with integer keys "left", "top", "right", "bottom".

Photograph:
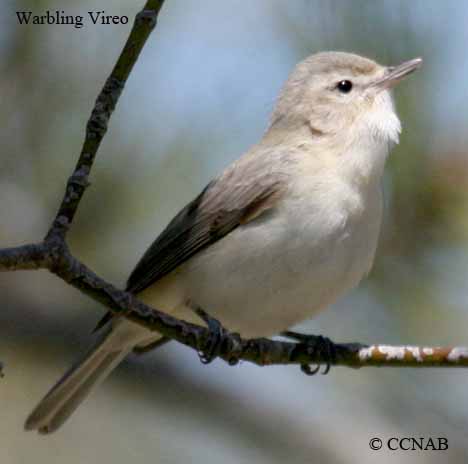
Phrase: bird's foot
[
  {"left": 281, "top": 331, "right": 337, "bottom": 375},
  {"left": 193, "top": 305, "right": 229, "bottom": 364}
]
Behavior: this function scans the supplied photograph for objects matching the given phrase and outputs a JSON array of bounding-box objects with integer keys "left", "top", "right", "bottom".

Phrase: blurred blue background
[{"left": 1, "top": 1, "right": 468, "bottom": 463}]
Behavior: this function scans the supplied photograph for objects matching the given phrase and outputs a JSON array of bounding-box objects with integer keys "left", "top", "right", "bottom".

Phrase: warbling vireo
[{"left": 26, "top": 51, "right": 422, "bottom": 433}]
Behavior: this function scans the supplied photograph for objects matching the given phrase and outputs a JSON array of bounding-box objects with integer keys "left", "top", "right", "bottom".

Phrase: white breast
[{"left": 178, "top": 147, "right": 385, "bottom": 338}]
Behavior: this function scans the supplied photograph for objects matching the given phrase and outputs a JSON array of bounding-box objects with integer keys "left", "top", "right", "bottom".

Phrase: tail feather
[
  {"left": 25, "top": 319, "right": 155, "bottom": 434},
  {"left": 43, "top": 352, "right": 124, "bottom": 432}
]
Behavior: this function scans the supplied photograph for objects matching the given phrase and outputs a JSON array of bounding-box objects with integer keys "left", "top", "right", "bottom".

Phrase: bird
[{"left": 25, "top": 51, "right": 422, "bottom": 434}]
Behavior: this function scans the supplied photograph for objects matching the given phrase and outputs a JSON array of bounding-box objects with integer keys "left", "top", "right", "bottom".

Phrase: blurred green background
[{"left": 1, "top": 0, "right": 468, "bottom": 463}]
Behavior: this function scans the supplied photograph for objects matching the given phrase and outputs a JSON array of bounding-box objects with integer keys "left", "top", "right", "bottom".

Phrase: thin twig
[
  {"left": 0, "top": 243, "right": 49, "bottom": 271},
  {"left": 1, "top": 240, "right": 467, "bottom": 369},
  {"left": 46, "top": 0, "right": 165, "bottom": 241}
]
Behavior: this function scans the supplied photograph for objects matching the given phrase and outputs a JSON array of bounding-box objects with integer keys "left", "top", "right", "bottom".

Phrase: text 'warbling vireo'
[{"left": 26, "top": 51, "right": 422, "bottom": 433}]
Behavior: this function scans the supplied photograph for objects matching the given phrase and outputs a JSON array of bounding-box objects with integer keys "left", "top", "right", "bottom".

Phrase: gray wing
[{"left": 126, "top": 169, "right": 286, "bottom": 293}]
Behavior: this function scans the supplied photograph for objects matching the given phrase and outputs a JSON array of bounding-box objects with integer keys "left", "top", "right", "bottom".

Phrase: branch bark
[
  {"left": 47, "top": 0, "right": 165, "bottom": 241},
  {"left": 1, "top": 0, "right": 467, "bottom": 372}
]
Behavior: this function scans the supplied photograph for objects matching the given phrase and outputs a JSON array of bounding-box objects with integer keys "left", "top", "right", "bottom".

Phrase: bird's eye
[{"left": 336, "top": 80, "right": 353, "bottom": 93}]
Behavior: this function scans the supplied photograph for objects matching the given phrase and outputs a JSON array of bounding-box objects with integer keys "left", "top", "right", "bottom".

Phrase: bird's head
[{"left": 271, "top": 51, "right": 422, "bottom": 147}]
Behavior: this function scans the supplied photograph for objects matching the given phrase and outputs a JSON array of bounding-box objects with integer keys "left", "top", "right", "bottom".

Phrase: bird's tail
[{"left": 25, "top": 319, "right": 153, "bottom": 434}]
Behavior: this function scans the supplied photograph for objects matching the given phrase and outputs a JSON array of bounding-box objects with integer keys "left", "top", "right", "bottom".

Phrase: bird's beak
[{"left": 372, "top": 57, "right": 423, "bottom": 91}]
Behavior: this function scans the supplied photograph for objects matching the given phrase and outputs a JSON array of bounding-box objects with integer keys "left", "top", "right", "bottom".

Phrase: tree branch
[
  {"left": 0, "top": 243, "right": 49, "bottom": 271},
  {"left": 46, "top": 0, "right": 165, "bottom": 241},
  {"left": 1, "top": 0, "right": 467, "bottom": 373}
]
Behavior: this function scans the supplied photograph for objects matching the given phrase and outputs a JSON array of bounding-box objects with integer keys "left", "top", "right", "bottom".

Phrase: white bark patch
[
  {"left": 405, "top": 346, "right": 423, "bottom": 362},
  {"left": 447, "top": 347, "right": 468, "bottom": 362},
  {"left": 358, "top": 345, "right": 375, "bottom": 361},
  {"left": 378, "top": 345, "right": 406, "bottom": 360}
]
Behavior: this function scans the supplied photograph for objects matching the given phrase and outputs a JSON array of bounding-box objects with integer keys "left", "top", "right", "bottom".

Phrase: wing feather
[{"left": 126, "top": 174, "right": 285, "bottom": 293}]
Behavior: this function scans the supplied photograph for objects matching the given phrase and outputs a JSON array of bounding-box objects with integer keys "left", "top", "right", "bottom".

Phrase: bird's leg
[
  {"left": 281, "top": 331, "right": 338, "bottom": 375},
  {"left": 190, "top": 303, "right": 229, "bottom": 364}
]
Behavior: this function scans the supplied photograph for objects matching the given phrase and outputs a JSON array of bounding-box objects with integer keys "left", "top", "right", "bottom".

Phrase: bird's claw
[
  {"left": 194, "top": 306, "right": 227, "bottom": 364},
  {"left": 282, "top": 331, "right": 337, "bottom": 375}
]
